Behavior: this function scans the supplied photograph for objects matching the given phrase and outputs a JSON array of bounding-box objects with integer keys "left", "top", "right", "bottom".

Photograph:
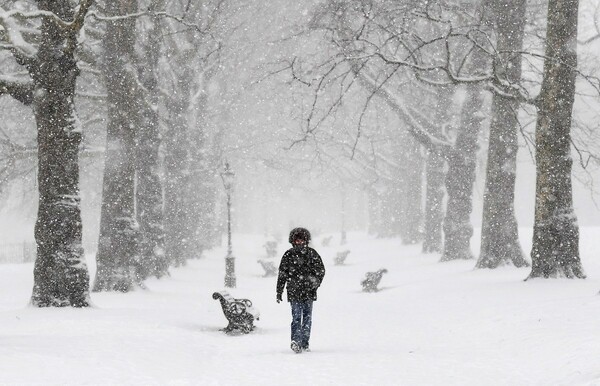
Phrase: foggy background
[{"left": 0, "top": 0, "right": 599, "bottom": 247}]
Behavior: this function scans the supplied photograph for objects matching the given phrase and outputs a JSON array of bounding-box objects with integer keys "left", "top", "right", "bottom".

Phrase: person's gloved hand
[
  {"left": 276, "top": 294, "right": 282, "bottom": 303},
  {"left": 309, "top": 276, "right": 320, "bottom": 289}
]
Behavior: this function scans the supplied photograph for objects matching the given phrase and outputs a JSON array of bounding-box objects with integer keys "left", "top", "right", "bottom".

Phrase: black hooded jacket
[{"left": 276, "top": 245, "right": 325, "bottom": 302}]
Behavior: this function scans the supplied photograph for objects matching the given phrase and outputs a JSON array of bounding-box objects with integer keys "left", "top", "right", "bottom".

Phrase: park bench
[
  {"left": 212, "top": 291, "right": 260, "bottom": 333},
  {"left": 321, "top": 236, "right": 333, "bottom": 247},
  {"left": 264, "top": 240, "right": 278, "bottom": 258},
  {"left": 334, "top": 250, "right": 351, "bottom": 265},
  {"left": 361, "top": 269, "right": 388, "bottom": 292},
  {"left": 258, "top": 259, "right": 278, "bottom": 277}
]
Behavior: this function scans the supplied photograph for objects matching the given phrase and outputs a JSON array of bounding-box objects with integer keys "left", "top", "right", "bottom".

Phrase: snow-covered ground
[{"left": 1, "top": 229, "right": 600, "bottom": 386}]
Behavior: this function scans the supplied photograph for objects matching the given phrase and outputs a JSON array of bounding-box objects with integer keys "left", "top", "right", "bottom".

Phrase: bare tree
[
  {"left": 422, "top": 86, "right": 451, "bottom": 253},
  {"left": 135, "top": 0, "right": 168, "bottom": 279},
  {"left": 93, "top": 0, "right": 142, "bottom": 292},
  {"left": 161, "top": 0, "right": 228, "bottom": 266},
  {"left": 476, "top": 0, "right": 529, "bottom": 269},
  {"left": 0, "top": 1, "right": 94, "bottom": 306},
  {"left": 293, "top": 0, "right": 500, "bottom": 261},
  {"left": 184, "top": 71, "right": 221, "bottom": 258},
  {"left": 527, "top": 0, "right": 585, "bottom": 279},
  {"left": 398, "top": 135, "right": 424, "bottom": 244},
  {"left": 163, "top": 58, "right": 192, "bottom": 267}
]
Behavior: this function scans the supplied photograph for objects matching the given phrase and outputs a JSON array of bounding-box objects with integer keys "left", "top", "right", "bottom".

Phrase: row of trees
[
  {"left": 278, "top": 0, "right": 592, "bottom": 278},
  {"left": 0, "top": 0, "right": 245, "bottom": 306},
  {"left": 0, "top": 0, "right": 594, "bottom": 307}
]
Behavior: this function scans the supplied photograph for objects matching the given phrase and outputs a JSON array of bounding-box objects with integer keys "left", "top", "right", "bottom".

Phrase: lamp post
[{"left": 220, "top": 162, "right": 236, "bottom": 288}]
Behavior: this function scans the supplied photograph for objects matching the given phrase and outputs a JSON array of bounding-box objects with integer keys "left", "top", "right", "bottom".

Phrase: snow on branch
[
  {"left": 355, "top": 67, "right": 455, "bottom": 160},
  {"left": 0, "top": 9, "right": 39, "bottom": 59},
  {"left": 0, "top": 75, "right": 33, "bottom": 105},
  {"left": 0, "top": 0, "right": 94, "bottom": 63},
  {"left": 65, "top": 0, "right": 94, "bottom": 56},
  {"left": 88, "top": 10, "right": 213, "bottom": 36}
]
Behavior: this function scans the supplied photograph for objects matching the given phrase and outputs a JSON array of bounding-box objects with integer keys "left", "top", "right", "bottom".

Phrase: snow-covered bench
[
  {"left": 212, "top": 291, "right": 260, "bottom": 333},
  {"left": 361, "top": 269, "right": 388, "bottom": 292},
  {"left": 257, "top": 260, "right": 277, "bottom": 277},
  {"left": 334, "top": 250, "right": 351, "bottom": 265}
]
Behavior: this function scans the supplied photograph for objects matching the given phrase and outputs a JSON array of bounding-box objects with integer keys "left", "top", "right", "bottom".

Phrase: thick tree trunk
[
  {"left": 422, "top": 152, "right": 444, "bottom": 252},
  {"left": 367, "top": 187, "right": 384, "bottom": 236},
  {"left": 440, "top": 10, "right": 491, "bottom": 262},
  {"left": 93, "top": 0, "right": 140, "bottom": 292},
  {"left": 164, "top": 72, "right": 191, "bottom": 267},
  {"left": 185, "top": 143, "right": 219, "bottom": 257},
  {"left": 399, "top": 137, "right": 423, "bottom": 244},
  {"left": 31, "top": 1, "right": 90, "bottom": 307},
  {"left": 477, "top": 0, "right": 528, "bottom": 269},
  {"left": 441, "top": 84, "right": 484, "bottom": 262},
  {"left": 422, "top": 87, "right": 451, "bottom": 254},
  {"left": 183, "top": 74, "right": 219, "bottom": 259},
  {"left": 380, "top": 183, "right": 402, "bottom": 238},
  {"left": 136, "top": 5, "right": 168, "bottom": 279},
  {"left": 527, "top": 0, "right": 585, "bottom": 279}
]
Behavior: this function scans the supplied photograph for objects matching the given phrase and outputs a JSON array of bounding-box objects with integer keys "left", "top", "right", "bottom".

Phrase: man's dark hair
[{"left": 289, "top": 227, "right": 311, "bottom": 244}]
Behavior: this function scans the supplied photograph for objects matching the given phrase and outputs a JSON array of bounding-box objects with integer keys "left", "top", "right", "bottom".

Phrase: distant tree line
[
  {"left": 0, "top": 0, "right": 594, "bottom": 308},
  {"left": 281, "top": 0, "right": 591, "bottom": 279},
  {"left": 0, "top": 0, "right": 238, "bottom": 306}
]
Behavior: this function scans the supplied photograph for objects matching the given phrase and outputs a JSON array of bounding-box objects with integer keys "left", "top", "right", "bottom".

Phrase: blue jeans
[{"left": 290, "top": 301, "right": 313, "bottom": 349}]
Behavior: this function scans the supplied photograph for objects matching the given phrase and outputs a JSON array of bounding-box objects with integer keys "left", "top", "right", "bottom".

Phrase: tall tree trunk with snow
[
  {"left": 422, "top": 151, "right": 444, "bottom": 253},
  {"left": 162, "top": 0, "right": 225, "bottom": 265},
  {"left": 183, "top": 75, "right": 219, "bottom": 258},
  {"left": 164, "top": 68, "right": 191, "bottom": 267},
  {"left": 477, "top": 0, "right": 528, "bottom": 269},
  {"left": 399, "top": 137, "right": 423, "bottom": 244},
  {"left": 527, "top": 0, "right": 585, "bottom": 279},
  {"left": 136, "top": 3, "right": 168, "bottom": 278},
  {"left": 187, "top": 164, "right": 219, "bottom": 254},
  {"left": 422, "top": 87, "right": 451, "bottom": 253},
  {"left": 183, "top": 119, "right": 209, "bottom": 259},
  {"left": 93, "top": 0, "right": 141, "bottom": 292},
  {"left": 380, "top": 182, "right": 402, "bottom": 238},
  {"left": 367, "top": 187, "right": 384, "bottom": 236},
  {"left": 31, "top": 1, "right": 93, "bottom": 307},
  {"left": 440, "top": 11, "right": 491, "bottom": 262},
  {"left": 440, "top": 82, "right": 485, "bottom": 262}
]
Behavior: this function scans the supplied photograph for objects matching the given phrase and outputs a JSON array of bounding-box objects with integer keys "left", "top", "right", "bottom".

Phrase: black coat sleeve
[
  {"left": 312, "top": 250, "right": 326, "bottom": 287},
  {"left": 276, "top": 252, "right": 289, "bottom": 296}
]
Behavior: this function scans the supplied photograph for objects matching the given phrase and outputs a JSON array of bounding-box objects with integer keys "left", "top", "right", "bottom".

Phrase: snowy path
[{"left": 1, "top": 230, "right": 600, "bottom": 385}]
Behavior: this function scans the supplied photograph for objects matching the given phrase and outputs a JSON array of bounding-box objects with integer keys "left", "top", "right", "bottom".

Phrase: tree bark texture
[
  {"left": 528, "top": 0, "right": 585, "bottom": 279},
  {"left": 367, "top": 187, "right": 384, "bottom": 236},
  {"left": 162, "top": 0, "right": 220, "bottom": 266},
  {"left": 422, "top": 87, "right": 451, "bottom": 254},
  {"left": 399, "top": 136, "right": 424, "bottom": 244},
  {"left": 440, "top": 10, "right": 491, "bottom": 262},
  {"left": 93, "top": 0, "right": 141, "bottom": 292},
  {"left": 422, "top": 151, "right": 444, "bottom": 252},
  {"left": 376, "top": 183, "right": 400, "bottom": 238},
  {"left": 477, "top": 0, "right": 528, "bottom": 269},
  {"left": 441, "top": 83, "right": 485, "bottom": 262},
  {"left": 164, "top": 70, "right": 191, "bottom": 267},
  {"left": 31, "top": 1, "right": 91, "bottom": 307},
  {"left": 183, "top": 76, "right": 218, "bottom": 259},
  {"left": 136, "top": 4, "right": 168, "bottom": 279}
]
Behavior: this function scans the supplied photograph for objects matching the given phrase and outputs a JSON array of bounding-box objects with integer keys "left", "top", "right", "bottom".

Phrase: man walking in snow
[{"left": 276, "top": 227, "right": 326, "bottom": 353}]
